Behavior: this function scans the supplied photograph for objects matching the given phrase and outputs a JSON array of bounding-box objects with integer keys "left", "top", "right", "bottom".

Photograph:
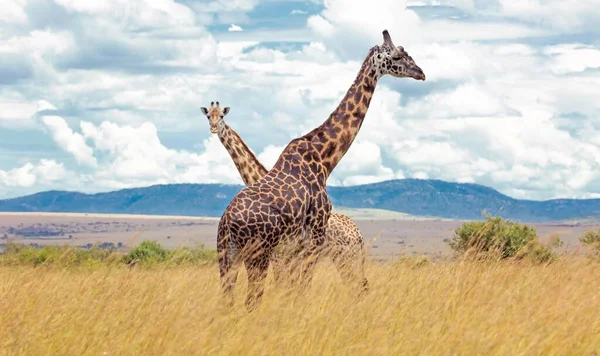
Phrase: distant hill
[{"left": 1, "top": 179, "right": 600, "bottom": 222}]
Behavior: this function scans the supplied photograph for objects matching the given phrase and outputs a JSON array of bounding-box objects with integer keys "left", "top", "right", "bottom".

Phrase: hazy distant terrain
[
  {"left": 0, "top": 212, "right": 592, "bottom": 261},
  {"left": 1, "top": 178, "right": 599, "bottom": 258},
  {"left": 2, "top": 179, "right": 600, "bottom": 222}
]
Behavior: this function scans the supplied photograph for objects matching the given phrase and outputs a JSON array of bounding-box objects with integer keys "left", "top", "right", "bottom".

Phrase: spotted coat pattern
[
  {"left": 217, "top": 30, "right": 426, "bottom": 310},
  {"left": 201, "top": 101, "right": 368, "bottom": 290}
]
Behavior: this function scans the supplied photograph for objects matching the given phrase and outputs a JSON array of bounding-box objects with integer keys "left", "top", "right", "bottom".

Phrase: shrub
[
  {"left": 515, "top": 240, "right": 557, "bottom": 264},
  {"left": 448, "top": 214, "right": 557, "bottom": 263},
  {"left": 579, "top": 229, "right": 600, "bottom": 257},
  {"left": 123, "top": 240, "right": 169, "bottom": 266},
  {"left": 547, "top": 235, "right": 564, "bottom": 249}
]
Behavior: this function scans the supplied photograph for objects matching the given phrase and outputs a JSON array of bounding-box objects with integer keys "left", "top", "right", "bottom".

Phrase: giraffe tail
[
  {"left": 359, "top": 235, "right": 369, "bottom": 294},
  {"left": 217, "top": 214, "right": 237, "bottom": 307}
]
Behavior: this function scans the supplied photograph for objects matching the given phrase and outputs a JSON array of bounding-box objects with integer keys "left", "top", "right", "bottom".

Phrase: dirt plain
[{"left": 0, "top": 212, "right": 596, "bottom": 261}]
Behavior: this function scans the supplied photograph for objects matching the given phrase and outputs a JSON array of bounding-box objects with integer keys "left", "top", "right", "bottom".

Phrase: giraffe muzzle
[{"left": 411, "top": 67, "right": 426, "bottom": 81}]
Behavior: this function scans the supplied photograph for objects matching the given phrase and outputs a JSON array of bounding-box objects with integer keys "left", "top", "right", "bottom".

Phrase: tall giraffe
[
  {"left": 200, "top": 101, "right": 368, "bottom": 290},
  {"left": 217, "top": 29, "right": 425, "bottom": 310}
]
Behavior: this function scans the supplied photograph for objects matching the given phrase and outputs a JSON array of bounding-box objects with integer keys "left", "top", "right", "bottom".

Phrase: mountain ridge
[{"left": 1, "top": 179, "right": 599, "bottom": 222}]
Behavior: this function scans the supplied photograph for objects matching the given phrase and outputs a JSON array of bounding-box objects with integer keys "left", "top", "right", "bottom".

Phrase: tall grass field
[{"left": 2, "top": 216, "right": 600, "bottom": 355}]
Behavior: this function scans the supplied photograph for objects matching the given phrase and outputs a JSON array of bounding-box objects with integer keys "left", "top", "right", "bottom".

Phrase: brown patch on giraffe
[{"left": 353, "top": 90, "right": 362, "bottom": 104}]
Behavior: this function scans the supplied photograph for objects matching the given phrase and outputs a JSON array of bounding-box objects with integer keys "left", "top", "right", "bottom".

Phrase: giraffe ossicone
[
  {"left": 217, "top": 29, "right": 426, "bottom": 311},
  {"left": 201, "top": 101, "right": 369, "bottom": 293}
]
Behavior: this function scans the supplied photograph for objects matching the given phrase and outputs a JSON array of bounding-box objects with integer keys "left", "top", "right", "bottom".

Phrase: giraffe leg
[
  {"left": 295, "top": 228, "right": 326, "bottom": 291},
  {"left": 218, "top": 244, "right": 239, "bottom": 307},
  {"left": 358, "top": 245, "right": 369, "bottom": 294},
  {"left": 272, "top": 252, "right": 295, "bottom": 289},
  {"left": 217, "top": 223, "right": 234, "bottom": 307},
  {"left": 271, "top": 251, "right": 283, "bottom": 286},
  {"left": 271, "top": 246, "right": 293, "bottom": 287},
  {"left": 272, "top": 238, "right": 304, "bottom": 288},
  {"left": 245, "top": 252, "right": 270, "bottom": 312},
  {"left": 221, "top": 263, "right": 239, "bottom": 308},
  {"left": 331, "top": 245, "right": 369, "bottom": 296}
]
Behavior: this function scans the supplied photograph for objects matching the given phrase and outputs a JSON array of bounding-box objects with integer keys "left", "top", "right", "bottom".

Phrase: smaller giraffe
[{"left": 200, "top": 101, "right": 368, "bottom": 293}]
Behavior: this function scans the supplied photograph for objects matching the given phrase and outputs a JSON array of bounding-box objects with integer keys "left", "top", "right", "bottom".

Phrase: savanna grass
[{"left": 1, "top": 255, "right": 599, "bottom": 355}]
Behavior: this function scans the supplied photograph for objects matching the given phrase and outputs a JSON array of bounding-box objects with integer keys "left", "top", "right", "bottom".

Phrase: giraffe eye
[
  {"left": 220, "top": 115, "right": 224, "bottom": 119},
  {"left": 207, "top": 115, "right": 210, "bottom": 119}
]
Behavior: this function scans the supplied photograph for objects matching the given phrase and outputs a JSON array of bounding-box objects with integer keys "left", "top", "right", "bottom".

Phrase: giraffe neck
[
  {"left": 303, "top": 47, "right": 380, "bottom": 176},
  {"left": 217, "top": 122, "right": 268, "bottom": 186}
]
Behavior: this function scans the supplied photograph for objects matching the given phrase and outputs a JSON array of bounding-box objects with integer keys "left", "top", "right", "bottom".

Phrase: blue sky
[{"left": 0, "top": 0, "right": 599, "bottom": 200}]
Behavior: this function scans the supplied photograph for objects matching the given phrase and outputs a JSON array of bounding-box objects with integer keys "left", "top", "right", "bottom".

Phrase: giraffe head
[
  {"left": 200, "top": 101, "right": 230, "bottom": 134},
  {"left": 371, "top": 30, "right": 425, "bottom": 81}
]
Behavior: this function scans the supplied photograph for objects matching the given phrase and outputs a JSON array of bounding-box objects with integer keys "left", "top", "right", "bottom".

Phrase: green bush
[
  {"left": 547, "top": 235, "right": 564, "bottom": 249},
  {"left": 448, "top": 214, "right": 557, "bottom": 263},
  {"left": 579, "top": 229, "right": 600, "bottom": 257},
  {"left": 123, "top": 240, "right": 218, "bottom": 267},
  {"left": 123, "top": 240, "right": 169, "bottom": 266},
  {"left": 515, "top": 240, "right": 558, "bottom": 264}
]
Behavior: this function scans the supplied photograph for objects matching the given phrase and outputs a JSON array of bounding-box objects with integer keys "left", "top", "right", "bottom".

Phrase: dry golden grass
[{"left": 1, "top": 257, "right": 600, "bottom": 355}]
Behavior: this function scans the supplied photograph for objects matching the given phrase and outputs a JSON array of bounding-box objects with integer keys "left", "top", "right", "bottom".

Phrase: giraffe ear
[
  {"left": 200, "top": 107, "right": 209, "bottom": 115},
  {"left": 222, "top": 107, "right": 230, "bottom": 115}
]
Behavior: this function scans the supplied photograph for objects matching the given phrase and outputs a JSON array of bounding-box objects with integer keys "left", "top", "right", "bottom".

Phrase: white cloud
[
  {"left": 41, "top": 115, "right": 98, "bottom": 167},
  {"left": 257, "top": 144, "right": 285, "bottom": 171},
  {"left": 0, "top": 29, "right": 74, "bottom": 56},
  {"left": 0, "top": 0, "right": 28, "bottom": 24},
  {"left": 0, "top": 159, "right": 70, "bottom": 188},
  {"left": 199, "top": 0, "right": 259, "bottom": 12},
  {"left": 54, "top": 0, "right": 197, "bottom": 29},
  {"left": 290, "top": 10, "right": 308, "bottom": 15},
  {"left": 403, "top": 83, "right": 511, "bottom": 118},
  {"left": 433, "top": 0, "right": 600, "bottom": 32},
  {"left": 307, "top": 0, "right": 422, "bottom": 58},
  {"left": 228, "top": 24, "right": 243, "bottom": 32},
  {"left": 78, "top": 120, "right": 243, "bottom": 189},
  {"left": 306, "top": 0, "right": 546, "bottom": 60},
  {"left": 497, "top": 0, "right": 600, "bottom": 32},
  {"left": 0, "top": 98, "right": 57, "bottom": 128},
  {"left": 544, "top": 44, "right": 600, "bottom": 75},
  {"left": 330, "top": 140, "right": 400, "bottom": 186},
  {"left": 1, "top": 0, "right": 600, "bottom": 203}
]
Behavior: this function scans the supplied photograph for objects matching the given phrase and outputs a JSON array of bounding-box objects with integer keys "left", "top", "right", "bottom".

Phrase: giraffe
[
  {"left": 200, "top": 101, "right": 368, "bottom": 291},
  {"left": 217, "top": 29, "right": 426, "bottom": 310}
]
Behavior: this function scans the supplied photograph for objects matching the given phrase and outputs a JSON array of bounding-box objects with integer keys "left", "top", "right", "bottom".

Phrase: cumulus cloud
[
  {"left": 257, "top": 144, "right": 285, "bottom": 171},
  {"left": 1, "top": 0, "right": 600, "bottom": 203},
  {"left": 198, "top": 0, "right": 259, "bottom": 12},
  {"left": 0, "top": 159, "right": 70, "bottom": 189},
  {"left": 544, "top": 44, "right": 600, "bottom": 75},
  {"left": 41, "top": 115, "right": 98, "bottom": 167},
  {"left": 0, "top": 0, "right": 28, "bottom": 24},
  {"left": 307, "top": 0, "right": 422, "bottom": 58},
  {"left": 78, "top": 120, "right": 244, "bottom": 189},
  {"left": 228, "top": 24, "right": 243, "bottom": 32},
  {"left": 330, "top": 140, "right": 401, "bottom": 186},
  {"left": 433, "top": 0, "right": 600, "bottom": 33}
]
